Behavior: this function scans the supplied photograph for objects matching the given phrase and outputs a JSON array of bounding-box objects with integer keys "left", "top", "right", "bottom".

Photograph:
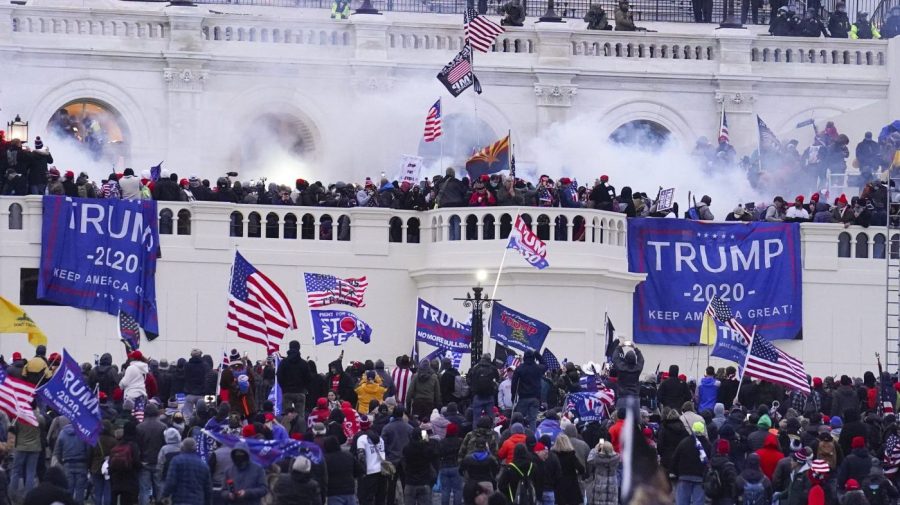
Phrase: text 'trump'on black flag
[{"left": 437, "top": 44, "right": 480, "bottom": 97}]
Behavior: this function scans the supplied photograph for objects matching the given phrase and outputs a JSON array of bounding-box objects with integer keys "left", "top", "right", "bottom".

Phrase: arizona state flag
[
  {"left": 466, "top": 135, "right": 510, "bottom": 179},
  {"left": 0, "top": 296, "right": 47, "bottom": 347}
]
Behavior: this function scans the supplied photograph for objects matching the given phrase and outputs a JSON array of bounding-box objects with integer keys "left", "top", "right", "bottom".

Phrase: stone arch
[
  {"left": 28, "top": 78, "right": 156, "bottom": 160},
  {"left": 597, "top": 99, "right": 694, "bottom": 146},
  {"left": 47, "top": 98, "right": 132, "bottom": 167}
]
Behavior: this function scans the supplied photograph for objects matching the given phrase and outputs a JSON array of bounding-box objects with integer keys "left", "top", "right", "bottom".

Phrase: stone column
[
  {"left": 161, "top": 61, "right": 209, "bottom": 174},
  {"left": 0, "top": 3, "right": 13, "bottom": 43},
  {"left": 715, "top": 33, "right": 758, "bottom": 153}
]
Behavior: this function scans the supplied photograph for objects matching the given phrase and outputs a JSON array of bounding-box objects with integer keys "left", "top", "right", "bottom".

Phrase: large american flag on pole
[
  {"left": 303, "top": 273, "right": 368, "bottom": 308},
  {"left": 744, "top": 332, "right": 810, "bottom": 394},
  {"left": 719, "top": 113, "right": 729, "bottom": 143},
  {"left": 757, "top": 115, "right": 781, "bottom": 153},
  {"left": 423, "top": 99, "right": 443, "bottom": 143},
  {"left": 227, "top": 251, "right": 298, "bottom": 355},
  {"left": 0, "top": 368, "right": 38, "bottom": 426},
  {"left": 464, "top": 7, "right": 504, "bottom": 52}
]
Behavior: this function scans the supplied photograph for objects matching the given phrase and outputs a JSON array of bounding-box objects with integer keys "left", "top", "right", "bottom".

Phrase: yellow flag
[
  {"left": 699, "top": 310, "right": 717, "bottom": 346},
  {"left": 0, "top": 296, "right": 48, "bottom": 347}
]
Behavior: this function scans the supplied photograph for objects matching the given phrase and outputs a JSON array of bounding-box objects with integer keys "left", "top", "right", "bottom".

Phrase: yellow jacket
[
  {"left": 355, "top": 381, "right": 387, "bottom": 414},
  {"left": 24, "top": 357, "right": 50, "bottom": 382},
  {"left": 850, "top": 22, "right": 880, "bottom": 39}
]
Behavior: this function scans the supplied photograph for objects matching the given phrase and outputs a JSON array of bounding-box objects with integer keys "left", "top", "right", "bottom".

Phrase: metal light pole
[
  {"left": 539, "top": 0, "right": 564, "bottom": 21},
  {"left": 718, "top": 0, "right": 744, "bottom": 28},
  {"left": 455, "top": 271, "right": 497, "bottom": 359}
]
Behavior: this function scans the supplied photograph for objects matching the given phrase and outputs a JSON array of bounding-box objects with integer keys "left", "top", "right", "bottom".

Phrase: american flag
[
  {"left": 541, "top": 348, "right": 561, "bottom": 370},
  {"left": 448, "top": 57, "right": 472, "bottom": 83},
  {"left": 464, "top": 7, "right": 504, "bottom": 53},
  {"left": 505, "top": 355, "right": 521, "bottom": 369},
  {"left": 719, "top": 112, "right": 729, "bottom": 143},
  {"left": 132, "top": 396, "right": 146, "bottom": 423},
  {"left": 705, "top": 296, "right": 753, "bottom": 342},
  {"left": 0, "top": 368, "right": 38, "bottom": 426},
  {"left": 757, "top": 115, "right": 781, "bottom": 153},
  {"left": 744, "top": 332, "right": 810, "bottom": 394},
  {"left": 221, "top": 348, "right": 230, "bottom": 370},
  {"left": 118, "top": 309, "right": 141, "bottom": 353},
  {"left": 227, "top": 252, "right": 298, "bottom": 355},
  {"left": 391, "top": 366, "right": 413, "bottom": 405},
  {"left": 304, "top": 273, "right": 368, "bottom": 308},
  {"left": 423, "top": 99, "right": 443, "bottom": 143}
]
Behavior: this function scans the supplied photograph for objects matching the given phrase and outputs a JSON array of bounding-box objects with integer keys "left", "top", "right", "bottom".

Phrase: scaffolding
[{"left": 887, "top": 176, "right": 900, "bottom": 371}]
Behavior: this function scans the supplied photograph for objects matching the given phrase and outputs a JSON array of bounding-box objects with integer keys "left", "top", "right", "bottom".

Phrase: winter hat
[
  {"left": 11, "top": 352, "right": 21, "bottom": 361},
  {"left": 179, "top": 178, "right": 188, "bottom": 187},
  {"left": 48, "top": 167, "right": 60, "bottom": 178},
  {"left": 600, "top": 175, "right": 609, "bottom": 182},
  {"left": 128, "top": 351, "right": 144, "bottom": 361},
  {"left": 813, "top": 377, "right": 823, "bottom": 388},
  {"left": 289, "top": 340, "right": 300, "bottom": 351},
  {"left": 264, "top": 413, "right": 275, "bottom": 422},
  {"left": 830, "top": 416, "right": 843, "bottom": 428},
  {"left": 511, "top": 423, "right": 525, "bottom": 434},
  {"left": 533, "top": 442, "right": 547, "bottom": 452},
  {"left": 691, "top": 421, "right": 705, "bottom": 435},
  {"left": 312, "top": 422, "right": 326, "bottom": 435},
  {"left": 792, "top": 448, "right": 812, "bottom": 463},
  {"left": 716, "top": 439, "right": 730, "bottom": 455},
  {"left": 292, "top": 456, "right": 312, "bottom": 473},
  {"left": 757, "top": 414, "right": 772, "bottom": 428},
  {"left": 810, "top": 459, "right": 830, "bottom": 475},
  {"left": 34, "top": 137, "right": 43, "bottom": 150},
  {"left": 845, "top": 479, "right": 860, "bottom": 491},
  {"left": 316, "top": 398, "right": 328, "bottom": 408},
  {"left": 229, "top": 349, "right": 241, "bottom": 362},
  {"left": 65, "top": 170, "right": 74, "bottom": 179},
  {"left": 359, "top": 415, "right": 372, "bottom": 431},
  {"left": 851, "top": 436, "right": 866, "bottom": 449},
  {"left": 838, "top": 194, "right": 848, "bottom": 205},
  {"left": 241, "top": 425, "right": 256, "bottom": 438}
]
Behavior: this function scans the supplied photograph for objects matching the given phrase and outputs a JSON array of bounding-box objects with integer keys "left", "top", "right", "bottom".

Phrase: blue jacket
[
  {"left": 697, "top": 376, "right": 720, "bottom": 413},
  {"left": 53, "top": 424, "right": 91, "bottom": 464},
  {"left": 222, "top": 446, "right": 267, "bottom": 505},
  {"left": 163, "top": 452, "right": 213, "bottom": 505},
  {"left": 381, "top": 418, "right": 414, "bottom": 464}
]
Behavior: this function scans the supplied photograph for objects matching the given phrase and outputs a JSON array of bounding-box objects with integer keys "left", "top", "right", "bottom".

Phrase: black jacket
[
  {"left": 271, "top": 471, "right": 322, "bottom": 505},
  {"left": 323, "top": 443, "right": 362, "bottom": 496},
  {"left": 837, "top": 447, "right": 872, "bottom": 489},
  {"left": 278, "top": 351, "right": 310, "bottom": 395},
  {"left": 611, "top": 345, "right": 644, "bottom": 398},
  {"left": 437, "top": 177, "right": 468, "bottom": 207},
  {"left": 709, "top": 455, "right": 739, "bottom": 499},
  {"left": 439, "top": 435, "right": 463, "bottom": 468},
  {"left": 828, "top": 11, "right": 851, "bottom": 37},
  {"left": 511, "top": 359, "right": 545, "bottom": 401},
  {"left": 718, "top": 378, "right": 740, "bottom": 409},
  {"left": 183, "top": 356, "right": 208, "bottom": 396},
  {"left": 402, "top": 439, "right": 439, "bottom": 486},
  {"left": 657, "top": 418, "right": 689, "bottom": 471},
  {"left": 658, "top": 377, "right": 691, "bottom": 410},
  {"left": 153, "top": 179, "right": 183, "bottom": 201},
  {"left": 671, "top": 435, "right": 712, "bottom": 478}
]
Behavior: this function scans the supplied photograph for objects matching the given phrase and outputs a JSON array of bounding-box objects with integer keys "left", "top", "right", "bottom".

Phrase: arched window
[
  {"left": 301, "top": 214, "right": 315, "bottom": 240},
  {"left": 230, "top": 211, "right": 243, "bottom": 237},
  {"left": 48, "top": 99, "right": 130, "bottom": 170},
  {"left": 337, "top": 215, "right": 351, "bottom": 241},
  {"left": 483, "top": 214, "right": 496, "bottom": 240},
  {"left": 389, "top": 217, "right": 403, "bottom": 243},
  {"left": 320, "top": 215, "right": 333, "bottom": 240},
  {"left": 407, "top": 217, "right": 420, "bottom": 244},
  {"left": 892, "top": 233, "right": 900, "bottom": 260},
  {"left": 176, "top": 209, "right": 191, "bottom": 236},
  {"left": 838, "top": 232, "right": 851, "bottom": 258},
  {"left": 265, "top": 213, "right": 279, "bottom": 239},
  {"left": 555, "top": 215, "right": 569, "bottom": 241},
  {"left": 609, "top": 120, "right": 671, "bottom": 152},
  {"left": 874, "top": 233, "right": 886, "bottom": 259},
  {"left": 8, "top": 203, "right": 23, "bottom": 230},
  {"left": 536, "top": 214, "right": 551, "bottom": 241},
  {"left": 247, "top": 212, "right": 262, "bottom": 238},
  {"left": 573, "top": 216, "right": 585, "bottom": 242},
  {"left": 448, "top": 215, "right": 461, "bottom": 241},
  {"left": 500, "top": 213, "right": 512, "bottom": 239},
  {"left": 855, "top": 232, "right": 869, "bottom": 258},
  {"left": 159, "top": 209, "right": 173, "bottom": 235},
  {"left": 465, "top": 215, "right": 478, "bottom": 240},
  {"left": 284, "top": 213, "right": 298, "bottom": 239}
]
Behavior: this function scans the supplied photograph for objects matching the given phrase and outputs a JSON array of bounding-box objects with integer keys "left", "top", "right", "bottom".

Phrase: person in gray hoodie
[
  {"left": 157, "top": 428, "right": 182, "bottom": 482},
  {"left": 221, "top": 444, "right": 267, "bottom": 505}
]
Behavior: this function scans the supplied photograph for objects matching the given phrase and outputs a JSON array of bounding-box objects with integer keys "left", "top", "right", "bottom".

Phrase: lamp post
[
  {"left": 7, "top": 114, "right": 28, "bottom": 143},
  {"left": 538, "top": 0, "right": 564, "bottom": 22},
  {"left": 355, "top": 0, "right": 382, "bottom": 15},
  {"left": 718, "top": 0, "right": 744, "bottom": 28},
  {"left": 455, "top": 270, "right": 498, "bottom": 359}
]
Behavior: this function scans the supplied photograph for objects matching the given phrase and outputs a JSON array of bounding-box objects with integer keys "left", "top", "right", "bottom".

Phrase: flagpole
[
  {"left": 756, "top": 115, "right": 763, "bottom": 175},
  {"left": 219, "top": 249, "right": 237, "bottom": 401},
  {"left": 490, "top": 206, "right": 521, "bottom": 302},
  {"left": 733, "top": 324, "right": 756, "bottom": 406}
]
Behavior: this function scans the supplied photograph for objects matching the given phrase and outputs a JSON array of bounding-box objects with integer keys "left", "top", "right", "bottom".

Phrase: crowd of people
[
  {"left": 3, "top": 121, "right": 900, "bottom": 233},
  {"left": 1, "top": 341, "right": 900, "bottom": 505}
]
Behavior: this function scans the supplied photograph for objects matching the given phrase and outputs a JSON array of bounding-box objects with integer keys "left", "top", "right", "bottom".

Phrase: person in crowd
[
  {"left": 770, "top": 6, "right": 800, "bottom": 36},
  {"left": 407, "top": 359, "right": 441, "bottom": 420},
  {"left": 785, "top": 195, "right": 810, "bottom": 221},
  {"left": 695, "top": 195, "right": 714, "bottom": 220},
  {"left": 221, "top": 443, "right": 267, "bottom": 505},
  {"left": 271, "top": 456, "right": 321, "bottom": 505},
  {"left": 161, "top": 438, "right": 212, "bottom": 505},
  {"left": 883, "top": 6, "right": 900, "bottom": 38},
  {"left": 851, "top": 11, "right": 880, "bottom": 38},
  {"left": 9, "top": 407, "right": 45, "bottom": 501},
  {"left": 53, "top": 421, "right": 91, "bottom": 504},
  {"left": 469, "top": 353, "right": 500, "bottom": 424},
  {"left": 672, "top": 421, "right": 712, "bottom": 505},
  {"left": 23, "top": 466, "right": 73, "bottom": 505},
  {"left": 401, "top": 428, "right": 439, "bottom": 505},
  {"left": 828, "top": 2, "right": 852, "bottom": 37},
  {"left": 552, "top": 434, "right": 585, "bottom": 505},
  {"left": 798, "top": 9, "right": 829, "bottom": 37},
  {"left": 615, "top": 0, "right": 641, "bottom": 31},
  {"left": 356, "top": 371, "right": 387, "bottom": 415},
  {"left": 136, "top": 402, "right": 167, "bottom": 505},
  {"left": 109, "top": 422, "right": 143, "bottom": 505},
  {"left": 511, "top": 351, "right": 545, "bottom": 430}
]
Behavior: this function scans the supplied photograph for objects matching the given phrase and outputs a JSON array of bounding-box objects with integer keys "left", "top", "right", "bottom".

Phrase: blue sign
[
  {"left": 36, "top": 349, "right": 101, "bottom": 445},
  {"left": 415, "top": 298, "right": 472, "bottom": 353},
  {"left": 38, "top": 197, "right": 160, "bottom": 334},
  {"left": 203, "top": 429, "right": 323, "bottom": 466},
  {"left": 564, "top": 391, "right": 615, "bottom": 423},
  {"left": 310, "top": 310, "right": 372, "bottom": 346},
  {"left": 489, "top": 302, "right": 551, "bottom": 354},
  {"left": 628, "top": 220, "right": 802, "bottom": 345},
  {"left": 711, "top": 332, "right": 750, "bottom": 368}
]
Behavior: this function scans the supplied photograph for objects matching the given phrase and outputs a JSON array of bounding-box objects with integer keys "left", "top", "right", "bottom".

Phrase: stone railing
[
  {"left": 2, "top": 197, "right": 893, "bottom": 263},
  {"left": 570, "top": 31, "right": 717, "bottom": 61},
  {"left": 200, "top": 19, "right": 353, "bottom": 48},
  {"left": 750, "top": 36, "right": 888, "bottom": 65},
  {"left": 10, "top": 7, "right": 169, "bottom": 40}
]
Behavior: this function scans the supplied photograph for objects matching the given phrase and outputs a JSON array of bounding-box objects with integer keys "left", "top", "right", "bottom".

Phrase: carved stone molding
[
  {"left": 352, "top": 75, "right": 395, "bottom": 94},
  {"left": 163, "top": 67, "right": 209, "bottom": 92},
  {"left": 714, "top": 91, "right": 756, "bottom": 112},
  {"left": 534, "top": 84, "right": 577, "bottom": 107}
]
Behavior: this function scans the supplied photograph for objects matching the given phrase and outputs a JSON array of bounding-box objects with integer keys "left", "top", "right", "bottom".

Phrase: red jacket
[
  {"left": 608, "top": 419, "right": 625, "bottom": 453},
  {"left": 468, "top": 191, "right": 496, "bottom": 206},
  {"left": 498, "top": 434, "right": 527, "bottom": 463},
  {"left": 755, "top": 434, "right": 784, "bottom": 480}
]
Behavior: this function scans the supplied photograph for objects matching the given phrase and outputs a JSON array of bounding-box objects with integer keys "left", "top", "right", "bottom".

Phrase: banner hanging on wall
[
  {"left": 628, "top": 219, "right": 802, "bottom": 345},
  {"left": 38, "top": 196, "right": 160, "bottom": 334}
]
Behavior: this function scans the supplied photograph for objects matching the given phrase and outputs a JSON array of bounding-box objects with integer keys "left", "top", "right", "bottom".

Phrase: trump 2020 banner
[
  {"left": 489, "top": 302, "right": 551, "bottom": 354},
  {"left": 415, "top": 298, "right": 472, "bottom": 353},
  {"left": 628, "top": 219, "right": 802, "bottom": 345},
  {"left": 310, "top": 309, "right": 372, "bottom": 346},
  {"left": 38, "top": 197, "right": 160, "bottom": 334},
  {"left": 37, "top": 349, "right": 101, "bottom": 445}
]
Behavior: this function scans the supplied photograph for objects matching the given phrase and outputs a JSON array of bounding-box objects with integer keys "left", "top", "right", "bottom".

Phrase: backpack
[
  {"left": 702, "top": 465, "right": 723, "bottom": 498},
  {"left": 108, "top": 443, "right": 134, "bottom": 474},
  {"left": 453, "top": 374, "right": 470, "bottom": 399},
  {"left": 469, "top": 365, "right": 496, "bottom": 397},
  {"left": 510, "top": 463, "right": 537, "bottom": 505},
  {"left": 161, "top": 451, "right": 179, "bottom": 480},
  {"left": 741, "top": 480, "right": 766, "bottom": 505}
]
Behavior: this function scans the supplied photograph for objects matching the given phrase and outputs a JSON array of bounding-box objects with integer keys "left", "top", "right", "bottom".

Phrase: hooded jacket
[
  {"left": 53, "top": 423, "right": 91, "bottom": 464},
  {"left": 323, "top": 437, "right": 362, "bottom": 496},
  {"left": 222, "top": 444, "right": 267, "bottom": 505},
  {"left": 355, "top": 380, "right": 387, "bottom": 414},
  {"left": 89, "top": 353, "right": 118, "bottom": 396},
  {"left": 325, "top": 360, "right": 356, "bottom": 407},
  {"left": 157, "top": 428, "right": 183, "bottom": 473},
  {"left": 658, "top": 366, "right": 691, "bottom": 409},
  {"left": 271, "top": 469, "right": 321, "bottom": 505},
  {"left": 511, "top": 352, "right": 545, "bottom": 400},
  {"left": 278, "top": 349, "right": 310, "bottom": 395},
  {"left": 120, "top": 360, "right": 148, "bottom": 400},
  {"left": 611, "top": 345, "right": 644, "bottom": 398},
  {"left": 754, "top": 434, "right": 784, "bottom": 480},
  {"left": 736, "top": 454, "right": 773, "bottom": 503},
  {"left": 406, "top": 359, "right": 441, "bottom": 412},
  {"left": 183, "top": 355, "right": 209, "bottom": 396},
  {"left": 697, "top": 376, "right": 720, "bottom": 412}
]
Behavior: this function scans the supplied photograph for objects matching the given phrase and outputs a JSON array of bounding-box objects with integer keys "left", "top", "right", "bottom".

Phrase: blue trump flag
[
  {"left": 564, "top": 391, "right": 616, "bottom": 423},
  {"left": 267, "top": 354, "right": 282, "bottom": 416},
  {"left": 36, "top": 349, "right": 101, "bottom": 445},
  {"left": 310, "top": 310, "right": 372, "bottom": 346},
  {"left": 202, "top": 429, "right": 323, "bottom": 466},
  {"left": 704, "top": 297, "right": 751, "bottom": 370},
  {"left": 415, "top": 298, "right": 472, "bottom": 353},
  {"left": 38, "top": 196, "right": 160, "bottom": 334},
  {"left": 628, "top": 219, "right": 802, "bottom": 345},
  {"left": 489, "top": 302, "right": 551, "bottom": 354}
]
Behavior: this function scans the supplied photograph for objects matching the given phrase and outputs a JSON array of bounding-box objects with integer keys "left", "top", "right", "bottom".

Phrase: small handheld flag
[
  {"left": 118, "top": 309, "right": 141, "bottom": 353},
  {"left": 464, "top": 7, "right": 504, "bottom": 52}
]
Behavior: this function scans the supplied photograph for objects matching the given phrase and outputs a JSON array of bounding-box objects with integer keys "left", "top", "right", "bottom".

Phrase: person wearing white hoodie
[
  {"left": 119, "top": 351, "right": 149, "bottom": 401},
  {"left": 498, "top": 369, "right": 514, "bottom": 414}
]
